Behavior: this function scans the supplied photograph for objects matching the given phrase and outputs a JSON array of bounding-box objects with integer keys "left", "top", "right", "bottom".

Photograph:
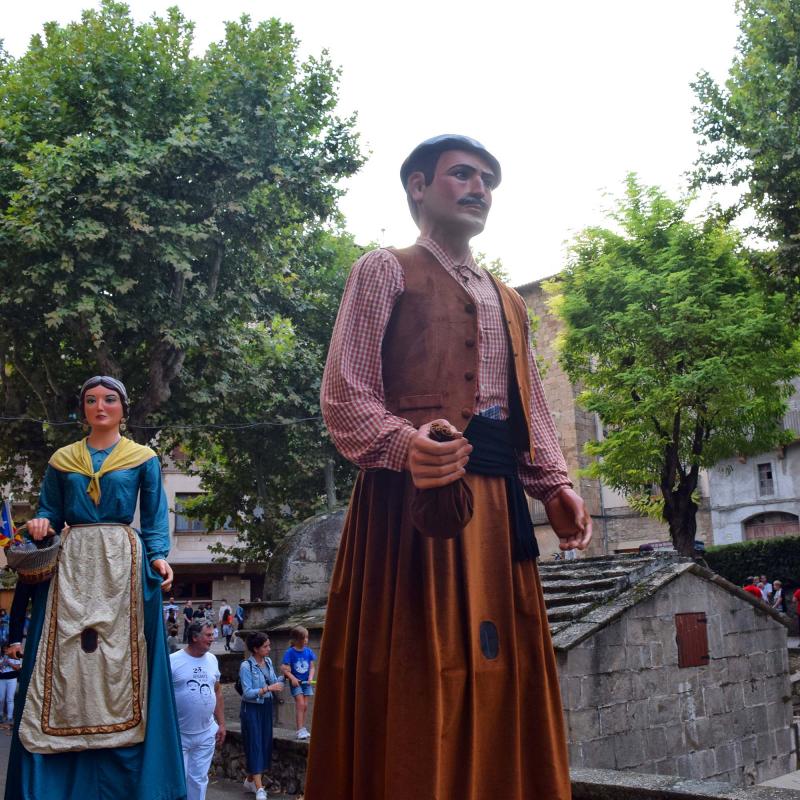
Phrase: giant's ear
[{"left": 406, "top": 170, "right": 427, "bottom": 204}]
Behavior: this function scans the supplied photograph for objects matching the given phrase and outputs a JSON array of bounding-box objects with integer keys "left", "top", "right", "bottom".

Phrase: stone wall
[
  {"left": 558, "top": 572, "right": 793, "bottom": 786},
  {"left": 262, "top": 509, "right": 345, "bottom": 606},
  {"left": 211, "top": 729, "right": 308, "bottom": 796}
]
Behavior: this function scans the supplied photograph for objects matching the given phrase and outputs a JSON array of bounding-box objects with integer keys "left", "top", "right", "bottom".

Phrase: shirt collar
[{"left": 416, "top": 237, "right": 482, "bottom": 278}]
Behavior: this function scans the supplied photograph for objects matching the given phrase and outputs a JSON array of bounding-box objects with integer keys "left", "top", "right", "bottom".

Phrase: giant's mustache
[{"left": 458, "top": 195, "right": 488, "bottom": 210}]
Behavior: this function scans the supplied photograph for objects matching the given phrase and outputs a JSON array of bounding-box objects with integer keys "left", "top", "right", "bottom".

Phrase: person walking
[
  {"left": 0, "top": 643, "right": 21, "bottom": 728},
  {"left": 183, "top": 599, "right": 194, "bottom": 643},
  {"left": 239, "top": 632, "right": 284, "bottom": 799},
  {"left": 171, "top": 621, "right": 226, "bottom": 800}
]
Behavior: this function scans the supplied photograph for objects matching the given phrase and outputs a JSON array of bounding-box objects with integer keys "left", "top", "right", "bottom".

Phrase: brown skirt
[{"left": 304, "top": 470, "right": 570, "bottom": 800}]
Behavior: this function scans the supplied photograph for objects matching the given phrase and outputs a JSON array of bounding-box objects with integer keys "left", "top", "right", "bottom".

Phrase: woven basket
[{"left": 6, "top": 525, "right": 60, "bottom": 584}]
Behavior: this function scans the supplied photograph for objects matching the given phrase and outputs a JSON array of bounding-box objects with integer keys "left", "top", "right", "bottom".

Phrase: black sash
[{"left": 464, "top": 415, "right": 539, "bottom": 562}]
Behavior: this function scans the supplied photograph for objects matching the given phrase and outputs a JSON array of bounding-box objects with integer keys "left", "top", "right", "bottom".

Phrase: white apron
[{"left": 19, "top": 523, "right": 148, "bottom": 753}]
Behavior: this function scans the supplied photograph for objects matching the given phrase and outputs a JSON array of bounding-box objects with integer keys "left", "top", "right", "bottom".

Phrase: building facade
[{"left": 708, "top": 379, "right": 800, "bottom": 546}]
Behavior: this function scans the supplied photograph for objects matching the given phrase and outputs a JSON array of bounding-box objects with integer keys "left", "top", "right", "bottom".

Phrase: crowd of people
[
  {"left": 167, "top": 617, "right": 315, "bottom": 799},
  {"left": 742, "top": 574, "right": 793, "bottom": 615}
]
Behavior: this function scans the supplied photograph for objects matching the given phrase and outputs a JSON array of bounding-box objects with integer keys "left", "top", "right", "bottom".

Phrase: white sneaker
[
  {"left": 243, "top": 778, "right": 257, "bottom": 794},
  {"left": 255, "top": 789, "right": 267, "bottom": 800},
  {"left": 296, "top": 726, "right": 310, "bottom": 740}
]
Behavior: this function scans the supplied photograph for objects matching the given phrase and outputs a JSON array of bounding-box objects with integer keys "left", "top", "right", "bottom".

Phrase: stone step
[
  {"left": 545, "top": 602, "right": 597, "bottom": 622},
  {"left": 543, "top": 588, "right": 619, "bottom": 608},
  {"left": 540, "top": 576, "right": 623, "bottom": 593}
]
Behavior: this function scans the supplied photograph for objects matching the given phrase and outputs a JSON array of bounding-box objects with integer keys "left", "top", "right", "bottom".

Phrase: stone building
[
  {"left": 156, "top": 449, "right": 257, "bottom": 604},
  {"left": 517, "top": 278, "right": 713, "bottom": 557},
  {"left": 545, "top": 553, "right": 793, "bottom": 786},
  {"left": 708, "top": 379, "right": 800, "bottom": 546},
  {"left": 257, "top": 511, "right": 793, "bottom": 787}
]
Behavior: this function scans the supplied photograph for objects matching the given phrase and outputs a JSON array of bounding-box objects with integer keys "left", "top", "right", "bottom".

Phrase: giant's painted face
[
  {"left": 83, "top": 385, "right": 124, "bottom": 432},
  {"left": 411, "top": 149, "right": 496, "bottom": 237}
]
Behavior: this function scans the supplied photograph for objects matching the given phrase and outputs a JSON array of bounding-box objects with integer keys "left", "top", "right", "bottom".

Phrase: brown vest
[{"left": 382, "top": 245, "right": 535, "bottom": 460}]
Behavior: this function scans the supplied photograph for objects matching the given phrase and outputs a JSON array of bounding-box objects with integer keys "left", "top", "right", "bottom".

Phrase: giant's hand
[
  {"left": 545, "top": 487, "right": 593, "bottom": 551},
  {"left": 25, "top": 519, "right": 52, "bottom": 541},
  {"left": 406, "top": 420, "right": 473, "bottom": 489},
  {"left": 151, "top": 559, "right": 174, "bottom": 591}
]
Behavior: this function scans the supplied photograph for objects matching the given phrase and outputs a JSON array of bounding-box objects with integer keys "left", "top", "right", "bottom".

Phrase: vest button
[
  {"left": 464, "top": 371, "right": 474, "bottom": 381},
  {"left": 465, "top": 338, "right": 475, "bottom": 348},
  {"left": 464, "top": 303, "right": 476, "bottom": 314},
  {"left": 461, "top": 408, "right": 471, "bottom": 419}
]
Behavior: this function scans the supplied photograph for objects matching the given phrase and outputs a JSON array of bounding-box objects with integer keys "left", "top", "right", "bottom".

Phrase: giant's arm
[
  {"left": 517, "top": 326, "right": 572, "bottom": 502},
  {"left": 138, "top": 457, "right": 170, "bottom": 562},
  {"left": 321, "top": 249, "right": 417, "bottom": 470}
]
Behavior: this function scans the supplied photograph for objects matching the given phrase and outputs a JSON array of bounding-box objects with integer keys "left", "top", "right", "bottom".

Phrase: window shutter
[{"left": 675, "top": 612, "right": 709, "bottom": 668}]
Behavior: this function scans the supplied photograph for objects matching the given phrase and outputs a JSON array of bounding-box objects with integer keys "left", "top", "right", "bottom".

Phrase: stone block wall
[
  {"left": 558, "top": 572, "right": 792, "bottom": 786},
  {"left": 211, "top": 729, "right": 308, "bottom": 796},
  {"left": 263, "top": 510, "right": 345, "bottom": 606}
]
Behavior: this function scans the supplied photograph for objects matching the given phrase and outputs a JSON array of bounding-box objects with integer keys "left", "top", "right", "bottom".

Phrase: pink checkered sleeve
[
  {"left": 518, "top": 324, "right": 572, "bottom": 503},
  {"left": 321, "top": 249, "right": 418, "bottom": 471}
]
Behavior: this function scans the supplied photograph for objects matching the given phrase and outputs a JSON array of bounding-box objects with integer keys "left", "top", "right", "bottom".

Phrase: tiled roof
[{"left": 540, "top": 553, "right": 789, "bottom": 651}]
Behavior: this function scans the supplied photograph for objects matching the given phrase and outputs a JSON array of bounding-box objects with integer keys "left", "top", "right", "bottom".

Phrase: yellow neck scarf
[{"left": 49, "top": 437, "right": 156, "bottom": 505}]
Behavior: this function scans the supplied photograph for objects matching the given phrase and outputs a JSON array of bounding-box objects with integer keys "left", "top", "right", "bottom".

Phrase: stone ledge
[{"left": 571, "top": 768, "right": 800, "bottom": 799}]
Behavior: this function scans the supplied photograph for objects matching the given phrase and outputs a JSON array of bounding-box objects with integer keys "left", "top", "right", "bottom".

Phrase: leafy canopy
[
  {"left": 554, "top": 175, "right": 799, "bottom": 553},
  {"left": 0, "top": 2, "right": 363, "bottom": 502},
  {"left": 692, "top": 0, "right": 800, "bottom": 300}
]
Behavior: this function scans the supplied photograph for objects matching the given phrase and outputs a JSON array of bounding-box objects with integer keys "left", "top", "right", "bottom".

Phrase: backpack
[{"left": 235, "top": 658, "right": 270, "bottom": 696}]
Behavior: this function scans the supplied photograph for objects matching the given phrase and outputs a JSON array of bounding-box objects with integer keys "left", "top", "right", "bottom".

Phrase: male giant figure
[{"left": 306, "top": 135, "right": 592, "bottom": 799}]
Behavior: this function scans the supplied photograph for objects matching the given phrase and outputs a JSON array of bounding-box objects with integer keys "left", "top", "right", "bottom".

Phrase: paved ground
[{"left": 0, "top": 728, "right": 299, "bottom": 799}]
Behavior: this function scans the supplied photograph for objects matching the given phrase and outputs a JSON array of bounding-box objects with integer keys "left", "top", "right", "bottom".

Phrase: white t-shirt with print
[{"left": 170, "top": 649, "right": 220, "bottom": 734}]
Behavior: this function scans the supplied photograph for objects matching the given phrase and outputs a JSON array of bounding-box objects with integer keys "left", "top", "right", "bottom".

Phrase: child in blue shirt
[{"left": 281, "top": 625, "right": 315, "bottom": 740}]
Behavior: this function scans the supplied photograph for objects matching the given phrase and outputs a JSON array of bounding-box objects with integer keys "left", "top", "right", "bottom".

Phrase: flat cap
[{"left": 400, "top": 134, "right": 502, "bottom": 188}]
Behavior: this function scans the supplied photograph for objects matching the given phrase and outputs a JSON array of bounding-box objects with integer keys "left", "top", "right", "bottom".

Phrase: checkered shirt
[{"left": 320, "top": 237, "right": 571, "bottom": 502}]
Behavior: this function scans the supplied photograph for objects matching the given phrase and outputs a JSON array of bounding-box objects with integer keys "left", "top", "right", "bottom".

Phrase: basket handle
[{"left": 17, "top": 522, "right": 57, "bottom": 539}]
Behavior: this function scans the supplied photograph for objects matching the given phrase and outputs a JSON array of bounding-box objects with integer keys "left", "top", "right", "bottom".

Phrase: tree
[
  {"left": 692, "top": 0, "right": 800, "bottom": 302},
  {"left": 554, "top": 175, "right": 800, "bottom": 556},
  {"left": 0, "top": 1, "right": 363, "bottom": 498},
  {"left": 172, "top": 228, "right": 363, "bottom": 567}
]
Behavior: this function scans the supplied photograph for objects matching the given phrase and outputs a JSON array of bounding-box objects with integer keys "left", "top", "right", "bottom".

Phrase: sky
[{"left": 3, "top": 1, "right": 742, "bottom": 284}]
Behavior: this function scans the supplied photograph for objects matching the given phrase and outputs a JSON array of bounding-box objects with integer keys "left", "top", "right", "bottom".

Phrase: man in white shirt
[{"left": 171, "top": 621, "right": 226, "bottom": 800}]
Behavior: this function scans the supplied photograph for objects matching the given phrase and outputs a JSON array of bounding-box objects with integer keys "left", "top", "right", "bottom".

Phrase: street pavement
[{"left": 0, "top": 727, "right": 298, "bottom": 799}]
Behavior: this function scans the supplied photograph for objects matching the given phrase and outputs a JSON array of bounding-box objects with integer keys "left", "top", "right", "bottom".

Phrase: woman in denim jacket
[{"left": 239, "top": 632, "right": 284, "bottom": 800}]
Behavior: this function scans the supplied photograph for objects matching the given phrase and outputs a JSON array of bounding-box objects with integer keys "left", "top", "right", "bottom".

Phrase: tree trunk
[
  {"left": 664, "top": 488, "right": 698, "bottom": 557},
  {"left": 324, "top": 458, "right": 337, "bottom": 511}
]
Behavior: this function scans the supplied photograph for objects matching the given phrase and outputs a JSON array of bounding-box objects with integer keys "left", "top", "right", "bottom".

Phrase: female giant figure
[{"left": 5, "top": 376, "right": 186, "bottom": 800}]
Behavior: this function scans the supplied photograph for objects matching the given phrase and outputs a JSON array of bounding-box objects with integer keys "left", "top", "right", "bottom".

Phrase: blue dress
[{"left": 4, "top": 444, "right": 187, "bottom": 800}]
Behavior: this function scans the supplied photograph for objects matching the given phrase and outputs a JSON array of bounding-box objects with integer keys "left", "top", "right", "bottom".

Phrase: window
[
  {"left": 172, "top": 580, "right": 212, "bottom": 600},
  {"left": 675, "top": 613, "right": 709, "bottom": 668},
  {"left": 757, "top": 463, "right": 775, "bottom": 497},
  {"left": 174, "top": 493, "right": 206, "bottom": 533}
]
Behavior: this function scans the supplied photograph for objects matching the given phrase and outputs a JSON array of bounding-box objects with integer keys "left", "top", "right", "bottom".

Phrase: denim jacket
[{"left": 239, "top": 656, "right": 281, "bottom": 704}]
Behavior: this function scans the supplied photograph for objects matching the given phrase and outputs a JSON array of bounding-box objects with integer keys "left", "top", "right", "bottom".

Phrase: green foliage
[
  {"left": 705, "top": 536, "right": 800, "bottom": 587},
  {"left": 0, "top": 2, "right": 363, "bottom": 515},
  {"left": 474, "top": 251, "right": 509, "bottom": 283},
  {"left": 555, "top": 174, "right": 800, "bottom": 555},
  {"left": 172, "top": 229, "right": 364, "bottom": 562},
  {"left": 692, "top": 0, "right": 800, "bottom": 301}
]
